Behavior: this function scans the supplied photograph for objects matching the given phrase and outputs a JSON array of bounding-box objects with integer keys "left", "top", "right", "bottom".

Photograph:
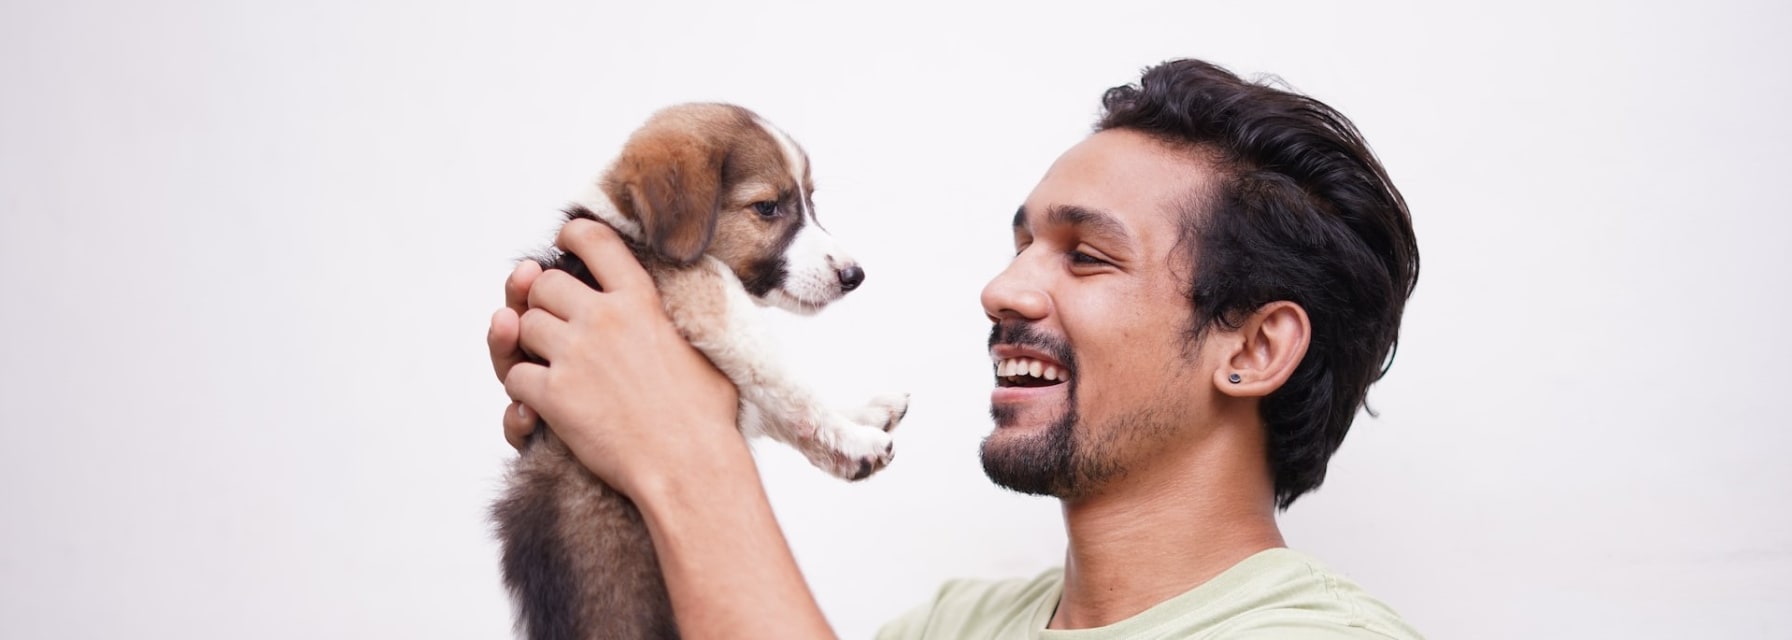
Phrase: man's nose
[{"left": 980, "top": 257, "right": 1050, "bottom": 322}]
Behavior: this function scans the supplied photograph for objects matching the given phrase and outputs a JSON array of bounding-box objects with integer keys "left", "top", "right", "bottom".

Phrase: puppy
[{"left": 493, "top": 103, "right": 908, "bottom": 640}]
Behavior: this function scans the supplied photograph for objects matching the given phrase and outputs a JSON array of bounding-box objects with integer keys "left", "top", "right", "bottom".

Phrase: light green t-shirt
[{"left": 877, "top": 548, "right": 1422, "bottom": 640}]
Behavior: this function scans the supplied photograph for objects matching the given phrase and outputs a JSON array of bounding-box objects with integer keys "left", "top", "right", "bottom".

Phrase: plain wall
[{"left": 2, "top": 1, "right": 1788, "bottom": 637}]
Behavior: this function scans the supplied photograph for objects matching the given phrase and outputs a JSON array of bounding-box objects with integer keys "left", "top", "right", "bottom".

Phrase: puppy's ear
[{"left": 604, "top": 116, "right": 731, "bottom": 265}]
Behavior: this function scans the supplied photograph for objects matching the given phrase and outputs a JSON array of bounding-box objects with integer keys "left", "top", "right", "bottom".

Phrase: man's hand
[
  {"left": 488, "top": 218, "right": 741, "bottom": 500},
  {"left": 485, "top": 218, "right": 832, "bottom": 639},
  {"left": 488, "top": 257, "right": 542, "bottom": 451}
]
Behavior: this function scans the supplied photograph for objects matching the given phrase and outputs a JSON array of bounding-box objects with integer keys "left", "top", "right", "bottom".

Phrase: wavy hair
[{"left": 1097, "top": 59, "right": 1420, "bottom": 508}]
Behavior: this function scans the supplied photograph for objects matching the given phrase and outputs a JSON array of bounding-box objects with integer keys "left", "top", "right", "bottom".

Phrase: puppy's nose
[{"left": 838, "top": 265, "right": 865, "bottom": 291}]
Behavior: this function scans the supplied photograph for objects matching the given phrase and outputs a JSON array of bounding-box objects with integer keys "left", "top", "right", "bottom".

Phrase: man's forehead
[{"left": 1015, "top": 130, "right": 1214, "bottom": 238}]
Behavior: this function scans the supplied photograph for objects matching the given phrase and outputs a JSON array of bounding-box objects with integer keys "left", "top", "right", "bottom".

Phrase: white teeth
[{"left": 993, "top": 357, "right": 1068, "bottom": 382}]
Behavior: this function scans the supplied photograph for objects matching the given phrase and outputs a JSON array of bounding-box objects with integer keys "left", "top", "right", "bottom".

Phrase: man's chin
[
  {"left": 979, "top": 410, "right": 1077, "bottom": 497},
  {"left": 988, "top": 403, "right": 1062, "bottom": 433}
]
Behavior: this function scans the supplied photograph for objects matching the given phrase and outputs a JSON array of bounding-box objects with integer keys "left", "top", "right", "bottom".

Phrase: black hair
[{"left": 1097, "top": 59, "right": 1420, "bottom": 509}]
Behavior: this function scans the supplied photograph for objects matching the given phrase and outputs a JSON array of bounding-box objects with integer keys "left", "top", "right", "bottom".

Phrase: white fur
[
  {"left": 751, "top": 116, "right": 860, "bottom": 315},
  {"left": 661, "top": 259, "right": 900, "bottom": 479},
  {"left": 763, "top": 223, "right": 855, "bottom": 315},
  {"left": 572, "top": 112, "right": 903, "bottom": 480},
  {"left": 571, "top": 177, "right": 643, "bottom": 241},
  {"left": 753, "top": 116, "right": 811, "bottom": 218}
]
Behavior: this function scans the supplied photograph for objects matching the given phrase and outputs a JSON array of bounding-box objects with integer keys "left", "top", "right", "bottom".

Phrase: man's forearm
[{"left": 633, "top": 427, "right": 836, "bottom": 640}]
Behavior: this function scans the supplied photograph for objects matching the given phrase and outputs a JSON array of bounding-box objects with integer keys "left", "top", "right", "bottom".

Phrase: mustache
[{"left": 988, "top": 320, "right": 1075, "bottom": 369}]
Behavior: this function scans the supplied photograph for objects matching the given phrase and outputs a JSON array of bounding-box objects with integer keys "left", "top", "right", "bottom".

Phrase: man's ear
[
  {"left": 1214, "top": 301, "right": 1312, "bottom": 397},
  {"left": 604, "top": 121, "right": 727, "bottom": 265}
]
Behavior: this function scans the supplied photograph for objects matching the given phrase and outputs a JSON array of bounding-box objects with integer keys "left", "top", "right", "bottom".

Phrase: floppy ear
[{"left": 605, "top": 123, "right": 728, "bottom": 265}]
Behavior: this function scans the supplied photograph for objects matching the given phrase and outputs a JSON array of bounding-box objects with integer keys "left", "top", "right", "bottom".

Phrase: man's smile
[
  {"left": 994, "top": 355, "right": 1071, "bottom": 388},
  {"left": 988, "top": 343, "right": 1074, "bottom": 424}
]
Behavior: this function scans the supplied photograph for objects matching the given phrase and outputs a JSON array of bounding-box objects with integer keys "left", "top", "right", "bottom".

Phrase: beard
[
  {"left": 980, "top": 321, "right": 1181, "bottom": 500},
  {"left": 982, "top": 403, "right": 1083, "bottom": 497},
  {"left": 981, "top": 321, "right": 1118, "bottom": 499},
  {"left": 984, "top": 402, "right": 1176, "bottom": 500}
]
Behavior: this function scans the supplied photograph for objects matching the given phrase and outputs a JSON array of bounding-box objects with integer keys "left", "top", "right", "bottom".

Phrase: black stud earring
[{"left": 1228, "top": 373, "right": 1242, "bottom": 384}]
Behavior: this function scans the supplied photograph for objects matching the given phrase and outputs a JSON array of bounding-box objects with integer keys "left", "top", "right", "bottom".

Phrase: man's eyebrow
[{"left": 1037, "top": 204, "right": 1135, "bottom": 249}]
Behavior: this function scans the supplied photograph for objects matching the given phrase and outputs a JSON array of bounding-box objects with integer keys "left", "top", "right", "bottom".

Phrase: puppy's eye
[{"left": 751, "top": 201, "right": 779, "bottom": 218}]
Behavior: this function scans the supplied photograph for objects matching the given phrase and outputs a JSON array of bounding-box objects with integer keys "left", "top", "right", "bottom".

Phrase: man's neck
[{"left": 1047, "top": 426, "right": 1285, "bottom": 630}]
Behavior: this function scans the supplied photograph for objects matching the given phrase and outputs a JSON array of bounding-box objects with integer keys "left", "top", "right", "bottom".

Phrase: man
[{"left": 488, "top": 58, "right": 1422, "bottom": 638}]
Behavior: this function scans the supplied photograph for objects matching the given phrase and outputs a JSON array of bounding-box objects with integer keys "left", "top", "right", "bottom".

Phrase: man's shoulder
[
  {"left": 933, "top": 568, "right": 1064, "bottom": 610},
  {"left": 878, "top": 549, "right": 1421, "bottom": 640},
  {"left": 876, "top": 568, "right": 1062, "bottom": 640}
]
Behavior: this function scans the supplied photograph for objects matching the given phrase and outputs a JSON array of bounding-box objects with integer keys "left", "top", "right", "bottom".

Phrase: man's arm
[
  {"left": 634, "top": 435, "right": 835, "bottom": 639},
  {"left": 488, "top": 219, "right": 835, "bottom": 639}
]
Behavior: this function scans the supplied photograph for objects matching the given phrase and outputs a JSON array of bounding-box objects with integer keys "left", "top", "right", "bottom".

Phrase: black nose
[{"left": 838, "top": 265, "right": 865, "bottom": 291}]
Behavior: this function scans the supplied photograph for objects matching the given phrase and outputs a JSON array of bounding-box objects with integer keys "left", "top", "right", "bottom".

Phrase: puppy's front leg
[{"left": 655, "top": 262, "right": 904, "bottom": 481}]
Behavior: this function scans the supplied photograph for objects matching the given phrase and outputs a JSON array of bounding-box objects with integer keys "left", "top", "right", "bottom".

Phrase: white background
[{"left": 3, "top": 1, "right": 1789, "bottom": 638}]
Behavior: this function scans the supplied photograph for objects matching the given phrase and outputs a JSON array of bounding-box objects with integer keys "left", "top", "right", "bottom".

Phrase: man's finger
[
  {"left": 506, "top": 260, "right": 543, "bottom": 314},
  {"left": 503, "top": 361, "right": 552, "bottom": 413},
  {"left": 517, "top": 307, "right": 571, "bottom": 362},
  {"left": 488, "top": 307, "right": 525, "bottom": 382},
  {"left": 556, "top": 218, "right": 653, "bottom": 294},
  {"left": 527, "top": 269, "right": 595, "bottom": 321},
  {"left": 503, "top": 401, "right": 537, "bottom": 452}
]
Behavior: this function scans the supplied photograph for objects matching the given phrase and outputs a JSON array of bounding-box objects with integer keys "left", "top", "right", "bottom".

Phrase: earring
[{"left": 1228, "top": 373, "right": 1242, "bottom": 384}]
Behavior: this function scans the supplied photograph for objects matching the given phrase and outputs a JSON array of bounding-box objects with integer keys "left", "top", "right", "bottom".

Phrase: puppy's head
[{"left": 601, "top": 103, "right": 863, "bottom": 314}]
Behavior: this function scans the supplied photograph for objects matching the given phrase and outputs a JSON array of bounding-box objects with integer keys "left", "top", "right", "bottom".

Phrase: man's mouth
[{"left": 994, "top": 356, "right": 1071, "bottom": 388}]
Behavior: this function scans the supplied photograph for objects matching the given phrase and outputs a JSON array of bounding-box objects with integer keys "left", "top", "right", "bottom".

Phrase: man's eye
[
  {"left": 1070, "top": 250, "right": 1109, "bottom": 266},
  {"left": 752, "top": 201, "right": 779, "bottom": 217}
]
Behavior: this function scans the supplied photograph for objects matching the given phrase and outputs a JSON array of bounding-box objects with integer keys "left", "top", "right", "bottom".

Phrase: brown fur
[
  {"left": 600, "top": 103, "right": 811, "bottom": 269},
  {"left": 494, "top": 103, "right": 812, "bottom": 640}
]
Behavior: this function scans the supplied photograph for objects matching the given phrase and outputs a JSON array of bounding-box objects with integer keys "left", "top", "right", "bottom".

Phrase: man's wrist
[{"left": 628, "top": 421, "right": 760, "bottom": 523}]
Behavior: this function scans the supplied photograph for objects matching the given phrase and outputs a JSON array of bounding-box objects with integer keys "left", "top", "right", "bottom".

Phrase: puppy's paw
[
  {"left": 804, "top": 417, "right": 895, "bottom": 482},
  {"left": 846, "top": 392, "right": 911, "bottom": 433}
]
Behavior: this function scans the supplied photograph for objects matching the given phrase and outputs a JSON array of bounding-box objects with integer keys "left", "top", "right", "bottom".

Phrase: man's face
[{"left": 979, "top": 129, "right": 1220, "bottom": 499}]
